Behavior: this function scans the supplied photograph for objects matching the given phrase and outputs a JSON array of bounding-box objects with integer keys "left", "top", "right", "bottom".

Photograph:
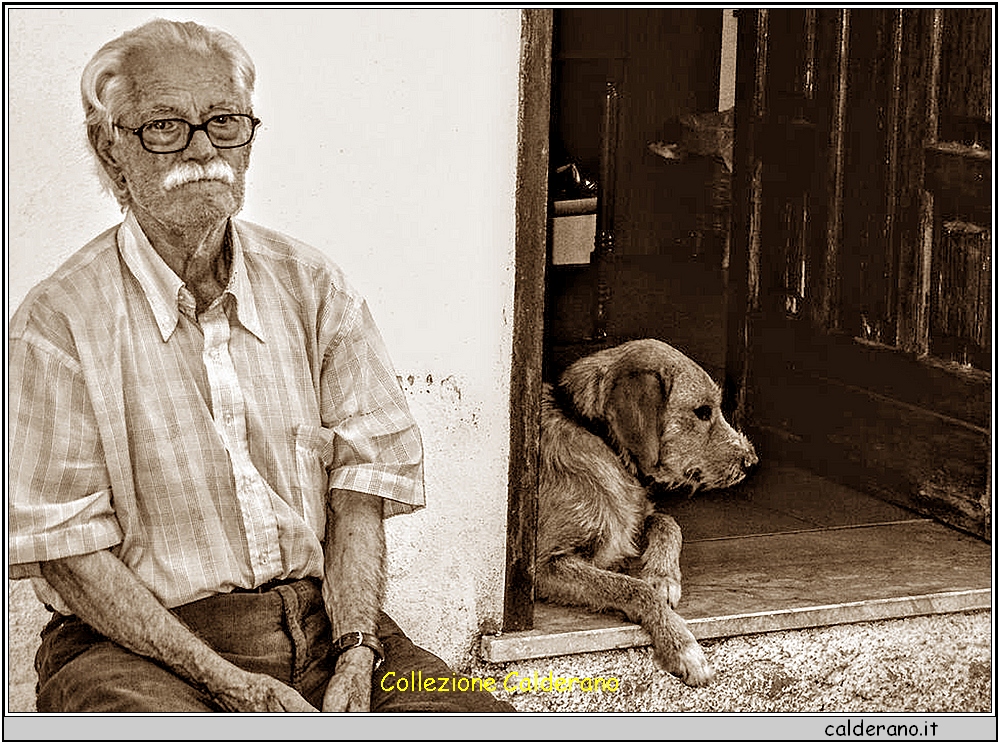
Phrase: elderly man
[{"left": 9, "top": 18, "right": 512, "bottom": 713}]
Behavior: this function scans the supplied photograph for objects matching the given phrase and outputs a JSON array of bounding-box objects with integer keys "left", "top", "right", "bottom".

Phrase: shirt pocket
[{"left": 293, "top": 424, "right": 335, "bottom": 538}]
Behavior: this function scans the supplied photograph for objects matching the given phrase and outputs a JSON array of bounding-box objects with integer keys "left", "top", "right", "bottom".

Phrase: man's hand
[
  {"left": 214, "top": 670, "right": 318, "bottom": 713},
  {"left": 321, "top": 647, "right": 374, "bottom": 712}
]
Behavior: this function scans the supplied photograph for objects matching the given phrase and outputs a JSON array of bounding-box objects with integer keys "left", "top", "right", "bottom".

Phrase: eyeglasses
[{"left": 116, "top": 114, "right": 261, "bottom": 154}]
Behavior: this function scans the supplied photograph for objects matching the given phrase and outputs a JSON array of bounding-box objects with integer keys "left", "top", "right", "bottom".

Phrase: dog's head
[{"left": 559, "top": 339, "right": 758, "bottom": 493}]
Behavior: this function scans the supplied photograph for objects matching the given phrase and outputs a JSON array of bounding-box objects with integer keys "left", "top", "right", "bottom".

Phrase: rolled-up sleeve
[
  {"left": 321, "top": 298, "right": 424, "bottom": 516},
  {"left": 8, "top": 331, "right": 122, "bottom": 577}
]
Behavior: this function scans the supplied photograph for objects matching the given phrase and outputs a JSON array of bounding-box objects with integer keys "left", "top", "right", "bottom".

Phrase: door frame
[{"left": 503, "top": 8, "right": 552, "bottom": 632}]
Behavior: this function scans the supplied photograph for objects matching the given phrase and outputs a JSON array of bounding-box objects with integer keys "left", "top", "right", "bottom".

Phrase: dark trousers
[{"left": 35, "top": 578, "right": 513, "bottom": 713}]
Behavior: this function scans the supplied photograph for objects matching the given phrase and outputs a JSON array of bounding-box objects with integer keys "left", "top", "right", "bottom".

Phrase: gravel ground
[
  {"left": 7, "top": 579, "right": 992, "bottom": 713},
  {"left": 469, "top": 611, "right": 993, "bottom": 713}
]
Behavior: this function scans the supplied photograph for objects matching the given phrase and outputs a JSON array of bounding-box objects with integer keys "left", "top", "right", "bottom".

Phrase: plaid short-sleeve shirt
[{"left": 9, "top": 213, "right": 424, "bottom": 609}]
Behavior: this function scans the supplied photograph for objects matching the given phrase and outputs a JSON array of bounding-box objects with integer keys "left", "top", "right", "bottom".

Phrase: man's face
[{"left": 107, "top": 44, "right": 253, "bottom": 231}]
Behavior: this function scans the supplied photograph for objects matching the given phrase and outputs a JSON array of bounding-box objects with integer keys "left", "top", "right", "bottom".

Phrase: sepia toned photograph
[{"left": 5, "top": 6, "right": 993, "bottom": 738}]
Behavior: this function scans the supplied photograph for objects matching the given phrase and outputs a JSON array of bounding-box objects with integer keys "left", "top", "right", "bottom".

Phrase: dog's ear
[{"left": 606, "top": 370, "right": 669, "bottom": 473}]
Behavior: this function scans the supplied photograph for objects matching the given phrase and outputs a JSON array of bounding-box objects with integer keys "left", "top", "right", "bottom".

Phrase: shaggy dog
[{"left": 536, "top": 339, "right": 757, "bottom": 686}]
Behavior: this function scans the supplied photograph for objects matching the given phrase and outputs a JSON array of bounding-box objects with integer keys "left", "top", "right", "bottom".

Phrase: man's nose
[{"left": 183, "top": 128, "right": 217, "bottom": 160}]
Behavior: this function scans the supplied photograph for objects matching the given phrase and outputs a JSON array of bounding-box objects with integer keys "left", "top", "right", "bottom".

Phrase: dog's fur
[{"left": 536, "top": 339, "right": 757, "bottom": 686}]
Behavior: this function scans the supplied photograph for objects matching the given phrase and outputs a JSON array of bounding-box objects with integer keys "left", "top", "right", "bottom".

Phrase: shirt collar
[{"left": 118, "top": 211, "right": 265, "bottom": 343}]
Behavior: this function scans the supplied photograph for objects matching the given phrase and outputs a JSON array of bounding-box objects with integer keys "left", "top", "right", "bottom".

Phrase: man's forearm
[
  {"left": 42, "top": 550, "right": 239, "bottom": 687},
  {"left": 322, "top": 489, "right": 386, "bottom": 638},
  {"left": 39, "top": 549, "right": 315, "bottom": 711},
  {"left": 319, "top": 489, "right": 384, "bottom": 711}
]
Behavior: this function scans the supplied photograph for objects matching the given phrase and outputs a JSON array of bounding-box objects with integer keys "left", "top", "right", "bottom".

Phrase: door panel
[{"left": 727, "top": 9, "right": 991, "bottom": 539}]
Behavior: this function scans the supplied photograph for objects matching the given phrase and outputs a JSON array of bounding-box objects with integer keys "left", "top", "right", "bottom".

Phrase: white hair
[{"left": 80, "top": 18, "right": 256, "bottom": 206}]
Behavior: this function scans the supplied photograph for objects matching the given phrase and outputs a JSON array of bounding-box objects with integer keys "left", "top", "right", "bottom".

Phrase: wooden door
[{"left": 726, "top": 9, "right": 991, "bottom": 539}]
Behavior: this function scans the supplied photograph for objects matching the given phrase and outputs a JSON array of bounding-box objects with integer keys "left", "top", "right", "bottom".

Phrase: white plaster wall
[{"left": 6, "top": 8, "right": 521, "bottom": 669}]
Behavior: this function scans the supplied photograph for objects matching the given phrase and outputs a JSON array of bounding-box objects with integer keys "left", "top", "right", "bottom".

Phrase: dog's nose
[{"left": 741, "top": 447, "right": 759, "bottom": 474}]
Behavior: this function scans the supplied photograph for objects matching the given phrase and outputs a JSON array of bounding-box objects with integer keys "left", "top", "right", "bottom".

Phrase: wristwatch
[{"left": 333, "top": 631, "right": 385, "bottom": 671}]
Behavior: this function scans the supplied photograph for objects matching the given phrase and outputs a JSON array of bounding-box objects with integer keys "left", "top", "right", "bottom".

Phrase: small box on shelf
[{"left": 551, "top": 197, "right": 597, "bottom": 266}]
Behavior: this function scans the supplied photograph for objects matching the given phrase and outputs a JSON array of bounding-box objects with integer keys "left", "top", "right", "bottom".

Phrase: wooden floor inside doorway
[{"left": 482, "top": 460, "right": 992, "bottom": 663}]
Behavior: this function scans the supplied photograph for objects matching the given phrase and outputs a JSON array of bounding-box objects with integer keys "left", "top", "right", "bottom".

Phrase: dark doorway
[{"left": 545, "top": 8, "right": 731, "bottom": 382}]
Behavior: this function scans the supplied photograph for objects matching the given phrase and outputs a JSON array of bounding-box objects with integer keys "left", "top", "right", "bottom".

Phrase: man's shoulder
[
  {"left": 9, "top": 224, "right": 124, "bottom": 338},
  {"left": 234, "top": 220, "right": 340, "bottom": 271},
  {"left": 232, "top": 219, "right": 358, "bottom": 297}
]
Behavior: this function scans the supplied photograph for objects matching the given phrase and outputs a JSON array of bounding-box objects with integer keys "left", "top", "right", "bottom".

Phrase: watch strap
[{"left": 333, "top": 630, "right": 385, "bottom": 670}]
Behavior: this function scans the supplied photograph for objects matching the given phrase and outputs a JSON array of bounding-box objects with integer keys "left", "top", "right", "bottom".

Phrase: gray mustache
[{"left": 162, "top": 161, "right": 235, "bottom": 191}]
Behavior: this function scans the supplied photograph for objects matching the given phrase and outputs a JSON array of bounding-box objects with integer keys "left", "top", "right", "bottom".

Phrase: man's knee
[
  {"left": 372, "top": 615, "right": 515, "bottom": 713},
  {"left": 37, "top": 642, "right": 214, "bottom": 713}
]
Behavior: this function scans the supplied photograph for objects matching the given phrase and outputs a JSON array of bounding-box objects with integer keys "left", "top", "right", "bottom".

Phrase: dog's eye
[{"left": 694, "top": 405, "right": 713, "bottom": 422}]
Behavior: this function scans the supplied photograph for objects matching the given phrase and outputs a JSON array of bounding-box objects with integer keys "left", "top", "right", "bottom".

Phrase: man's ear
[
  {"left": 90, "top": 125, "right": 117, "bottom": 169},
  {"left": 89, "top": 124, "right": 129, "bottom": 198}
]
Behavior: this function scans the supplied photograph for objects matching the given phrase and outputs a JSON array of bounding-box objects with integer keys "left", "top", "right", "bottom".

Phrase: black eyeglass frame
[{"left": 115, "top": 114, "right": 262, "bottom": 154}]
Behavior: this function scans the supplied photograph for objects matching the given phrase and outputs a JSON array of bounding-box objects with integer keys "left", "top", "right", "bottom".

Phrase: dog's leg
[
  {"left": 538, "top": 554, "right": 714, "bottom": 686},
  {"left": 639, "top": 513, "right": 683, "bottom": 608}
]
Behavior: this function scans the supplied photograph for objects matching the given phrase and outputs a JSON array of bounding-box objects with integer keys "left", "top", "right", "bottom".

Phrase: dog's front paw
[
  {"left": 655, "top": 641, "right": 715, "bottom": 687},
  {"left": 640, "top": 513, "right": 684, "bottom": 608},
  {"left": 646, "top": 573, "right": 682, "bottom": 608}
]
